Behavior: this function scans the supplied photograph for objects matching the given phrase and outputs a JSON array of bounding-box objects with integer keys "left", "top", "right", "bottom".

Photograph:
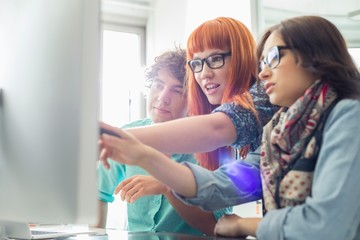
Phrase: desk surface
[{"left": 71, "top": 228, "right": 251, "bottom": 240}]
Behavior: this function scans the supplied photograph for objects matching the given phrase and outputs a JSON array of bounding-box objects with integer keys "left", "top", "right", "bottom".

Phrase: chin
[
  {"left": 269, "top": 95, "right": 278, "bottom": 106},
  {"left": 207, "top": 97, "right": 221, "bottom": 105},
  {"left": 154, "top": 116, "right": 169, "bottom": 123}
]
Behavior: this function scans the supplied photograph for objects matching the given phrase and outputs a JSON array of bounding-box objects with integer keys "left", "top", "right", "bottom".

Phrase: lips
[
  {"left": 204, "top": 83, "right": 220, "bottom": 94},
  {"left": 154, "top": 107, "right": 170, "bottom": 114},
  {"left": 264, "top": 82, "right": 275, "bottom": 94}
]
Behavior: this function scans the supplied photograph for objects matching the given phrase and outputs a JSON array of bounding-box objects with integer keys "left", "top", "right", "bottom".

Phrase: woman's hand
[
  {"left": 214, "top": 214, "right": 260, "bottom": 238},
  {"left": 99, "top": 121, "right": 151, "bottom": 168},
  {"left": 214, "top": 214, "right": 245, "bottom": 237}
]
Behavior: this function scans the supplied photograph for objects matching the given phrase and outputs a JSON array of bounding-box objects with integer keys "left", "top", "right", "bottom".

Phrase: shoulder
[
  {"left": 213, "top": 102, "right": 259, "bottom": 131},
  {"left": 122, "top": 118, "right": 153, "bottom": 128},
  {"left": 213, "top": 102, "right": 263, "bottom": 150},
  {"left": 326, "top": 99, "right": 360, "bottom": 126},
  {"left": 330, "top": 98, "right": 360, "bottom": 114},
  {"left": 212, "top": 102, "right": 258, "bottom": 130},
  {"left": 320, "top": 99, "right": 360, "bottom": 160}
]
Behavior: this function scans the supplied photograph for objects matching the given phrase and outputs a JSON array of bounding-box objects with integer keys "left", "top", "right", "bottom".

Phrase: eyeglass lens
[
  {"left": 260, "top": 46, "right": 290, "bottom": 71},
  {"left": 266, "top": 47, "right": 280, "bottom": 69},
  {"left": 260, "top": 47, "right": 280, "bottom": 71}
]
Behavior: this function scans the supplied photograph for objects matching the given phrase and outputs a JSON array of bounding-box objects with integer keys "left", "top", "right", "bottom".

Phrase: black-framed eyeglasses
[
  {"left": 188, "top": 52, "right": 231, "bottom": 73},
  {"left": 259, "top": 46, "right": 290, "bottom": 71}
]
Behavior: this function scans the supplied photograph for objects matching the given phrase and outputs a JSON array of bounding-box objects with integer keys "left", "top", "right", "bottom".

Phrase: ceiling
[
  {"left": 100, "top": 0, "right": 360, "bottom": 47},
  {"left": 260, "top": 0, "right": 360, "bottom": 47},
  {"left": 101, "top": 0, "right": 151, "bottom": 26},
  {"left": 263, "top": 0, "right": 360, "bottom": 15}
]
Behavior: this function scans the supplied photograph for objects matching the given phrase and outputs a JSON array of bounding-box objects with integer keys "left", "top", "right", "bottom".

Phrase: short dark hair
[{"left": 144, "top": 46, "right": 187, "bottom": 88}]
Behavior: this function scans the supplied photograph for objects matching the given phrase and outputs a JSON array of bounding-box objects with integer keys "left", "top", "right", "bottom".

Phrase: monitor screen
[{"left": 0, "top": 0, "right": 100, "bottom": 232}]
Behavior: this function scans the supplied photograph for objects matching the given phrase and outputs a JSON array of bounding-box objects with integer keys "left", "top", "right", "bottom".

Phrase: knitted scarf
[{"left": 260, "top": 80, "right": 338, "bottom": 210}]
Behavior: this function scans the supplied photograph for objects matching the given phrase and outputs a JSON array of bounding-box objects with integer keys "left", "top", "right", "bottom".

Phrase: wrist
[
  {"left": 136, "top": 145, "right": 154, "bottom": 167},
  {"left": 163, "top": 185, "right": 172, "bottom": 195}
]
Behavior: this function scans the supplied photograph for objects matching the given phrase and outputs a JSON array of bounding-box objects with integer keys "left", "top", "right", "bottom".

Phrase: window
[
  {"left": 100, "top": 25, "right": 146, "bottom": 127},
  {"left": 349, "top": 48, "right": 360, "bottom": 68},
  {"left": 100, "top": 24, "right": 146, "bottom": 229}
]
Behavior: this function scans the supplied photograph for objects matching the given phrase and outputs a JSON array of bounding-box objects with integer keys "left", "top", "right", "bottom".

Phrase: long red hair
[{"left": 186, "top": 17, "right": 257, "bottom": 170}]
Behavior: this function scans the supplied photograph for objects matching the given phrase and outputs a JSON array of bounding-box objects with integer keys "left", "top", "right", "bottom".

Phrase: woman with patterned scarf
[
  {"left": 99, "top": 16, "right": 360, "bottom": 239},
  {"left": 213, "top": 15, "right": 360, "bottom": 239}
]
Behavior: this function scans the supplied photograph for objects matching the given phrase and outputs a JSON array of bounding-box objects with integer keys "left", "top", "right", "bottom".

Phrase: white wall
[{"left": 146, "top": 0, "right": 253, "bottom": 64}]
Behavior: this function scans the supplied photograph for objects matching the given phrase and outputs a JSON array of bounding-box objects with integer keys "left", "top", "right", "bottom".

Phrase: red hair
[{"left": 186, "top": 17, "right": 257, "bottom": 170}]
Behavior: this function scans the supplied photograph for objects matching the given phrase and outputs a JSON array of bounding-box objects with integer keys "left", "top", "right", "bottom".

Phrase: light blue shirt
[{"left": 175, "top": 99, "right": 360, "bottom": 240}]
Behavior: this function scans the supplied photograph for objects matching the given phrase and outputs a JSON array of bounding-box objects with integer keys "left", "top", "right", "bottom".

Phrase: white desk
[{"left": 70, "top": 228, "right": 250, "bottom": 240}]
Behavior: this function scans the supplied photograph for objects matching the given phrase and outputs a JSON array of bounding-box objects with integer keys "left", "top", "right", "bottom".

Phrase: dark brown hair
[{"left": 257, "top": 15, "right": 360, "bottom": 99}]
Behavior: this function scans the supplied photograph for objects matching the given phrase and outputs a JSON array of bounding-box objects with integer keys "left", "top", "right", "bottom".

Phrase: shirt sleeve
[
  {"left": 256, "top": 99, "right": 360, "bottom": 240},
  {"left": 174, "top": 147, "right": 234, "bottom": 220},
  {"left": 213, "top": 83, "right": 278, "bottom": 150},
  {"left": 97, "top": 160, "right": 126, "bottom": 203},
  {"left": 174, "top": 150, "right": 262, "bottom": 211}
]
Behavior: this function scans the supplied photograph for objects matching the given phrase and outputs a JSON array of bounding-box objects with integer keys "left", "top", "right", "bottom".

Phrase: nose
[
  {"left": 157, "top": 88, "right": 171, "bottom": 104},
  {"left": 199, "top": 61, "right": 213, "bottom": 79},
  {"left": 258, "top": 66, "right": 271, "bottom": 81}
]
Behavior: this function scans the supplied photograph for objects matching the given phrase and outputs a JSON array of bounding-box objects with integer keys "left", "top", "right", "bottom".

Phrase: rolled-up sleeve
[{"left": 174, "top": 157, "right": 262, "bottom": 211}]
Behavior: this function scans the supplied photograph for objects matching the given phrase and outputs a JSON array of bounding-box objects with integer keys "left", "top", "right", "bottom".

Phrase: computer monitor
[{"left": 0, "top": 0, "right": 100, "bottom": 237}]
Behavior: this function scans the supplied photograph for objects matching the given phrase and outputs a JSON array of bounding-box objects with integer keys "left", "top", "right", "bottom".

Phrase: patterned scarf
[{"left": 260, "top": 80, "right": 338, "bottom": 210}]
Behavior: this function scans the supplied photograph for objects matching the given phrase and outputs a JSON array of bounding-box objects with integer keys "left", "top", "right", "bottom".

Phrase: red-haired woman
[{"left": 100, "top": 17, "right": 277, "bottom": 170}]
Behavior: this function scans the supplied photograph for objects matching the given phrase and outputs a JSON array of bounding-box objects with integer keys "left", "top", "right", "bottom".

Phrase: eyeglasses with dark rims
[{"left": 188, "top": 52, "right": 231, "bottom": 73}]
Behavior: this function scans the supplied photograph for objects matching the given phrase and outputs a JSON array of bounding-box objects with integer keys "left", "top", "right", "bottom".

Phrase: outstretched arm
[
  {"left": 100, "top": 111, "right": 236, "bottom": 154},
  {"left": 99, "top": 128, "right": 198, "bottom": 197}
]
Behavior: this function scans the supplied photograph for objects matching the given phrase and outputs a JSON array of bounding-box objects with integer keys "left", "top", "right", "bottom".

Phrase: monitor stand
[
  {"left": 0, "top": 221, "right": 35, "bottom": 239},
  {"left": 0, "top": 221, "right": 95, "bottom": 239}
]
